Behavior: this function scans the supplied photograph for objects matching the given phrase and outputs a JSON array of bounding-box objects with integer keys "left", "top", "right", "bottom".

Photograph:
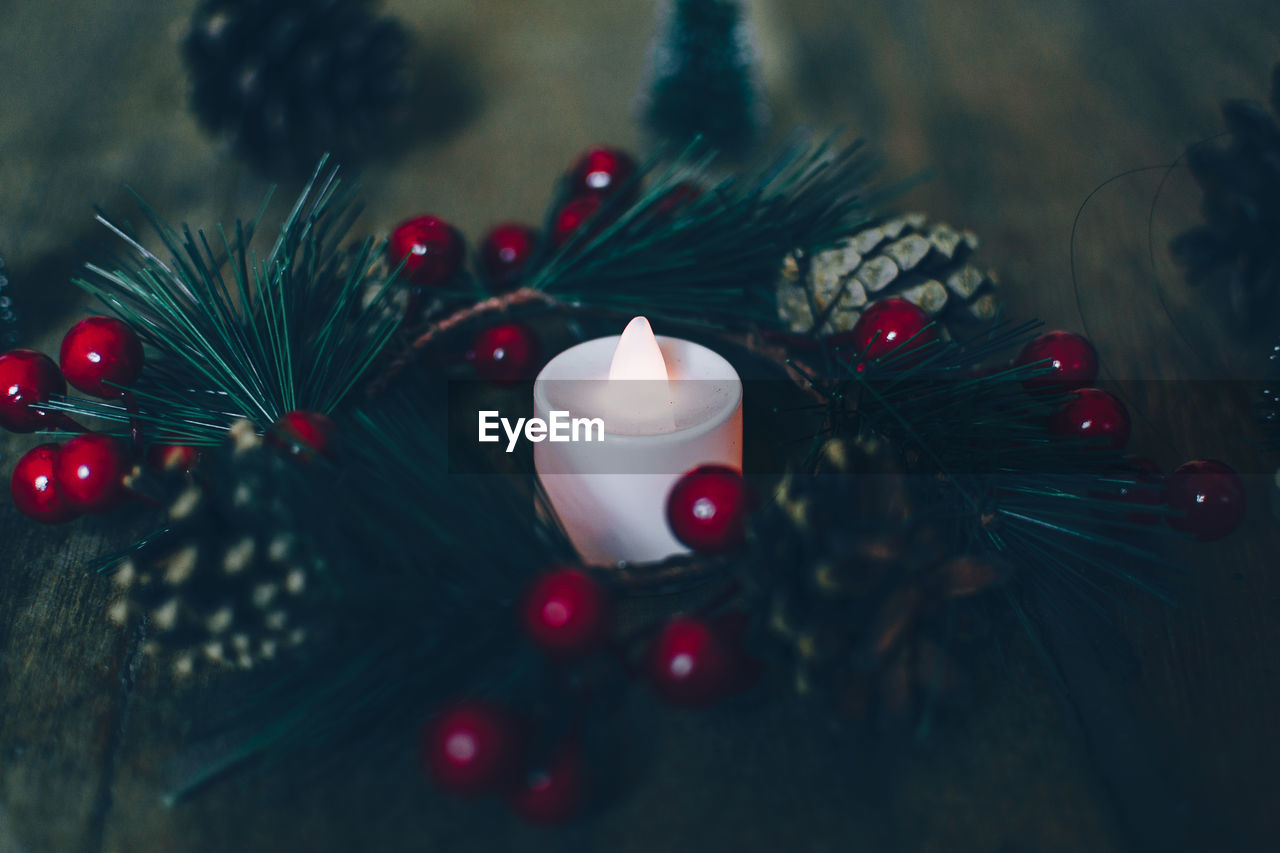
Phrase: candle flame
[
  {"left": 604, "top": 317, "right": 675, "bottom": 433},
  {"left": 609, "top": 317, "right": 669, "bottom": 381}
]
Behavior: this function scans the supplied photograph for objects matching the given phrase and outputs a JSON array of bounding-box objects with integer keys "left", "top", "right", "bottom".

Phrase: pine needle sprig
[
  {"left": 524, "top": 134, "right": 880, "bottom": 326},
  {"left": 335, "top": 389, "right": 576, "bottom": 592},
  {"left": 160, "top": 385, "right": 572, "bottom": 801},
  {"left": 806, "top": 323, "right": 1184, "bottom": 611},
  {"left": 51, "top": 159, "right": 402, "bottom": 443}
]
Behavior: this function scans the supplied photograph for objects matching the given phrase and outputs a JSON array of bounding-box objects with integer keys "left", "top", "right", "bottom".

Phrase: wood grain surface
[{"left": 2, "top": 1, "right": 1279, "bottom": 851}]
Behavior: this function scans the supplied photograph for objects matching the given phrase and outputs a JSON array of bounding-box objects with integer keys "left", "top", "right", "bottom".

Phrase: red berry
[
  {"left": 666, "top": 465, "right": 747, "bottom": 554},
  {"left": 839, "top": 299, "right": 938, "bottom": 363},
  {"left": 54, "top": 433, "right": 132, "bottom": 513},
  {"left": 11, "top": 443, "right": 78, "bottom": 524},
  {"left": 146, "top": 443, "right": 201, "bottom": 473},
  {"left": 520, "top": 569, "right": 611, "bottom": 658},
  {"left": 567, "top": 146, "right": 638, "bottom": 199},
  {"left": 1165, "top": 459, "right": 1246, "bottom": 541},
  {"left": 1016, "top": 331, "right": 1098, "bottom": 391},
  {"left": 479, "top": 223, "right": 538, "bottom": 290},
  {"left": 59, "top": 316, "right": 144, "bottom": 398},
  {"left": 508, "top": 741, "right": 584, "bottom": 824},
  {"left": 420, "top": 702, "right": 522, "bottom": 796},
  {"left": 270, "top": 410, "right": 337, "bottom": 461},
  {"left": 648, "top": 617, "right": 736, "bottom": 707},
  {"left": 0, "top": 349, "right": 66, "bottom": 433},
  {"left": 468, "top": 323, "right": 539, "bottom": 384},
  {"left": 387, "top": 215, "right": 464, "bottom": 288},
  {"left": 1048, "top": 387, "right": 1131, "bottom": 450},
  {"left": 551, "top": 196, "right": 603, "bottom": 248}
]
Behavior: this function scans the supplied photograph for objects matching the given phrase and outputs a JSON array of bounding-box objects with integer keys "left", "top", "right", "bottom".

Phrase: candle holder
[
  {"left": 533, "top": 322, "right": 743, "bottom": 567},
  {"left": 589, "top": 551, "right": 733, "bottom": 597}
]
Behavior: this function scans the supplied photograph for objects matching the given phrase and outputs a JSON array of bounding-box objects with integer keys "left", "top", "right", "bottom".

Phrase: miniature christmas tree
[{"left": 638, "top": 0, "right": 768, "bottom": 155}]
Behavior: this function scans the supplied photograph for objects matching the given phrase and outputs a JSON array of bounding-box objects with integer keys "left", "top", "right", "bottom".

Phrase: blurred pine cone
[
  {"left": 183, "top": 0, "right": 409, "bottom": 171},
  {"left": 110, "top": 422, "right": 329, "bottom": 679},
  {"left": 747, "top": 437, "right": 1006, "bottom": 726},
  {"left": 775, "top": 213, "right": 1000, "bottom": 338},
  {"left": 1171, "top": 62, "right": 1280, "bottom": 327}
]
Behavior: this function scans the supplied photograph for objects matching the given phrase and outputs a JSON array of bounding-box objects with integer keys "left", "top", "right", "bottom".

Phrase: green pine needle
[
  {"left": 806, "top": 322, "right": 1184, "bottom": 611},
  {"left": 160, "top": 384, "right": 572, "bottom": 802},
  {"left": 54, "top": 158, "right": 402, "bottom": 442},
  {"left": 526, "top": 134, "right": 880, "bottom": 326}
]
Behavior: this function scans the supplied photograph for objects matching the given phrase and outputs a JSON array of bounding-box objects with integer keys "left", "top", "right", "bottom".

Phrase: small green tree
[{"left": 638, "top": 0, "right": 768, "bottom": 155}]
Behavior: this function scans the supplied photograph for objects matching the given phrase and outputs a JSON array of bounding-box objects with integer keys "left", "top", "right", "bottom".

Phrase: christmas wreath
[{"left": 0, "top": 130, "right": 1248, "bottom": 822}]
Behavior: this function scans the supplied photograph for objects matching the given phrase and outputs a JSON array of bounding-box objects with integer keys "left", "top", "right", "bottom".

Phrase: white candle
[{"left": 533, "top": 317, "right": 743, "bottom": 566}]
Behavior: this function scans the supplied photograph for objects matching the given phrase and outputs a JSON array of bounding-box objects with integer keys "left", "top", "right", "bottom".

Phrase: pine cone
[
  {"left": 775, "top": 213, "right": 1000, "bottom": 338},
  {"left": 0, "top": 253, "right": 17, "bottom": 347},
  {"left": 748, "top": 437, "right": 1006, "bottom": 725},
  {"left": 183, "top": 0, "right": 409, "bottom": 170},
  {"left": 1171, "top": 62, "right": 1280, "bottom": 326},
  {"left": 110, "top": 422, "right": 327, "bottom": 679}
]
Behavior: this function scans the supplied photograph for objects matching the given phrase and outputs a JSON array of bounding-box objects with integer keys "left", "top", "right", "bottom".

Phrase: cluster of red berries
[
  {"left": 516, "top": 565, "right": 754, "bottom": 705},
  {"left": 416, "top": 569, "right": 608, "bottom": 823},
  {"left": 385, "top": 146, "right": 651, "bottom": 386},
  {"left": 0, "top": 317, "right": 144, "bottom": 433},
  {"left": 463, "top": 458, "right": 747, "bottom": 804},
  {"left": 549, "top": 145, "right": 638, "bottom": 248},
  {"left": 1, "top": 317, "right": 151, "bottom": 523},
  {"left": 387, "top": 142, "right": 634, "bottom": 293},
  {"left": 419, "top": 700, "right": 582, "bottom": 824},
  {"left": 420, "top": 558, "right": 757, "bottom": 821},
  {"left": 1012, "top": 329, "right": 1245, "bottom": 541},
  {"left": 1, "top": 315, "right": 345, "bottom": 523},
  {"left": 815, "top": 311, "right": 1246, "bottom": 541}
]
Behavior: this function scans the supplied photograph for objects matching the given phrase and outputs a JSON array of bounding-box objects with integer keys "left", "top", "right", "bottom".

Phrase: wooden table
[{"left": 2, "top": 1, "right": 1278, "bottom": 850}]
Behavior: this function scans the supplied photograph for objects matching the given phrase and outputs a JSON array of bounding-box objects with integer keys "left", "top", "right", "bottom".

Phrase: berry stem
[
  {"left": 367, "top": 288, "right": 559, "bottom": 397},
  {"left": 692, "top": 579, "right": 744, "bottom": 618},
  {"left": 611, "top": 578, "right": 744, "bottom": 667},
  {"left": 122, "top": 391, "right": 145, "bottom": 457}
]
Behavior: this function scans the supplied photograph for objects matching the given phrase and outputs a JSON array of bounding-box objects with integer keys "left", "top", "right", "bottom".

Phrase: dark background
[{"left": 2, "top": 1, "right": 1279, "bottom": 850}]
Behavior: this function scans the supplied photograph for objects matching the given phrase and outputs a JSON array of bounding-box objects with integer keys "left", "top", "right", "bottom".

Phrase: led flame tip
[{"left": 608, "top": 317, "right": 669, "bottom": 382}]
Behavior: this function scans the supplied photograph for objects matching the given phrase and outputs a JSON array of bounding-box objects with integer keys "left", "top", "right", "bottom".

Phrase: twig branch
[{"left": 366, "top": 288, "right": 560, "bottom": 397}]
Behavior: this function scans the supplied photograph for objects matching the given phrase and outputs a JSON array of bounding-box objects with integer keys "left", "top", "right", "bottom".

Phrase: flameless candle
[{"left": 533, "top": 317, "right": 743, "bottom": 566}]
